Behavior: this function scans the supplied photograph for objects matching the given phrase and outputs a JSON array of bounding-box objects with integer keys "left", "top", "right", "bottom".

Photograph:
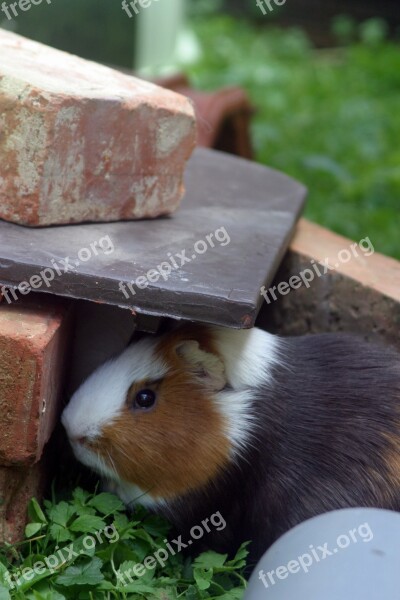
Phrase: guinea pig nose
[{"left": 73, "top": 436, "right": 88, "bottom": 446}]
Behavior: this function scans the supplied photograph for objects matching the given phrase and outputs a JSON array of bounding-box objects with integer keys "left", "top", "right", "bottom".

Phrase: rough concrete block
[{"left": 258, "top": 219, "right": 400, "bottom": 352}]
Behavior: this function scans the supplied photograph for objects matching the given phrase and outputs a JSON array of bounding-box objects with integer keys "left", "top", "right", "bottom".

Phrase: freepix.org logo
[
  {"left": 1, "top": 0, "right": 52, "bottom": 20},
  {"left": 1, "top": 235, "right": 114, "bottom": 305},
  {"left": 255, "top": 0, "right": 287, "bottom": 16},
  {"left": 119, "top": 226, "right": 231, "bottom": 299},
  {"left": 121, "top": 0, "right": 160, "bottom": 18},
  {"left": 259, "top": 521, "right": 374, "bottom": 589}
]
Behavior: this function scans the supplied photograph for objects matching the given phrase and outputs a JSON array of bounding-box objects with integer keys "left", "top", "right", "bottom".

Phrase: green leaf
[
  {"left": 142, "top": 514, "right": 171, "bottom": 538},
  {"left": 25, "top": 523, "right": 43, "bottom": 538},
  {"left": 55, "top": 557, "right": 104, "bottom": 587},
  {"left": 28, "top": 498, "right": 47, "bottom": 525},
  {"left": 32, "top": 589, "right": 66, "bottom": 600},
  {"left": 47, "top": 502, "right": 75, "bottom": 527},
  {"left": 49, "top": 523, "right": 74, "bottom": 543},
  {"left": 72, "top": 488, "right": 91, "bottom": 505},
  {"left": 185, "top": 586, "right": 199, "bottom": 600},
  {"left": 131, "top": 528, "right": 160, "bottom": 549},
  {"left": 226, "top": 542, "right": 250, "bottom": 569},
  {"left": 122, "top": 582, "right": 163, "bottom": 596},
  {"left": 117, "top": 559, "right": 136, "bottom": 572},
  {"left": 193, "top": 551, "right": 228, "bottom": 570},
  {"left": 218, "top": 590, "right": 246, "bottom": 600},
  {"left": 95, "top": 580, "right": 116, "bottom": 591},
  {"left": 113, "top": 513, "right": 130, "bottom": 533},
  {"left": 88, "top": 493, "right": 124, "bottom": 515},
  {"left": 0, "top": 585, "right": 10, "bottom": 600},
  {"left": 69, "top": 515, "right": 106, "bottom": 533},
  {"left": 193, "top": 566, "right": 213, "bottom": 591},
  {"left": 73, "top": 505, "right": 97, "bottom": 518}
]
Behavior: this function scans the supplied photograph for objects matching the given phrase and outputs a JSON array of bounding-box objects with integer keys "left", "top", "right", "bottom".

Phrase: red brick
[
  {"left": 0, "top": 296, "right": 71, "bottom": 465},
  {"left": 0, "top": 30, "right": 196, "bottom": 226},
  {"left": 0, "top": 460, "right": 47, "bottom": 544}
]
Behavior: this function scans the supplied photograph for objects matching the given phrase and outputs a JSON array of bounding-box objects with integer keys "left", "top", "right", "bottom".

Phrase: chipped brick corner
[{"left": 0, "top": 29, "right": 197, "bottom": 226}]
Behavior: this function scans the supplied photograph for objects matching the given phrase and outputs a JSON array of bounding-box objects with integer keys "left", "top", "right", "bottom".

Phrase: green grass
[
  {"left": 0, "top": 488, "right": 248, "bottom": 599},
  {"left": 182, "top": 16, "right": 400, "bottom": 260}
]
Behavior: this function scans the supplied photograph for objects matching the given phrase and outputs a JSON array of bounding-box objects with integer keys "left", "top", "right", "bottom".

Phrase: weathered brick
[
  {"left": 0, "top": 30, "right": 196, "bottom": 226},
  {"left": 0, "top": 459, "right": 47, "bottom": 544},
  {"left": 0, "top": 296, "right": 71, "bottom": 465}
]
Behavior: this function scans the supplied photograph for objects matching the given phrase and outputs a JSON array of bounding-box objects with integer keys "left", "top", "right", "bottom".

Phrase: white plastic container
[{"left": 245, "top": 508, "right": 400, "bottom": 600}]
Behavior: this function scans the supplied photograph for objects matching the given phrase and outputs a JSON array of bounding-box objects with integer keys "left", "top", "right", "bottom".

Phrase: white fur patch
[
  {"left": 61, "top": 337, "right": 167, "bottom": 469},
  {"left": 102, "top": 479, "right": 166, "bottom": 510},
  {"left": 213, "top": 326, "right": 282, "bottom": 389},
  {"left": 211, "top": 327, "right": 284, "bottom": 456},
  {"left": 70, "top": 440, "right": 118, "bottom": 481}
]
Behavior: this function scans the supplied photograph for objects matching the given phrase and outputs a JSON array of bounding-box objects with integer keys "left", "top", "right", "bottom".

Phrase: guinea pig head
[{"left": 62, "top": 325, "right": 233, "bottom": 503}]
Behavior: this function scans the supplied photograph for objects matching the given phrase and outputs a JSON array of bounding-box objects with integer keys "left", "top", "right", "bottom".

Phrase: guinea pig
[{"left": 61, "top": 324, "right": 400, "bottom": 564}]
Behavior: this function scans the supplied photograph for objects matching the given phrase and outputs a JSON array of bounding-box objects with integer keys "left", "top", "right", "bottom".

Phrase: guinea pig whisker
[
  {"left": 114, "top": 442, "right": 133, "bottom": 463},
  {"left": 132, "top": 486, "right": 157, "bottom": 504},
  {"left": 106, "top": 450, "right": 119, "bottom": 479},
  {"left": 93, "top": 452, "right": 108, "bottom": 479}
]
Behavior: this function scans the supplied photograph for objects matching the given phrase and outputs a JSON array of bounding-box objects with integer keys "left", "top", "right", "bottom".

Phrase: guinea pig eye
[{"left": 134, "top": 389, "right": 156, "bottom": 410}]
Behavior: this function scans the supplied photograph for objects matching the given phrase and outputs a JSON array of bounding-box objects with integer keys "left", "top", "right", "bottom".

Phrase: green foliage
[
  {"left": 0, "top": 489, "right": 247, "bottom": 599},
  {"left": 7, "top": 0, "right": 135, "bottom": 68},
  {"left": 182, "top": 16, "right": 400, "bottom": 259}
]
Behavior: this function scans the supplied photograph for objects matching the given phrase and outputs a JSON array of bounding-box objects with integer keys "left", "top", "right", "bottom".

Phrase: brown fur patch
[
  {"left": 156, "top": 324, "right": 220, "bottom": 362},
  {"left": 97, "top": 325, "right": 231, "bottom": 500}
]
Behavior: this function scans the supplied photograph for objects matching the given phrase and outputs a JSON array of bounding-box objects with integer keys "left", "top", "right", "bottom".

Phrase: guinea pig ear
[{"left": 175, "top": 340, "right": 226, "bottom": 392}]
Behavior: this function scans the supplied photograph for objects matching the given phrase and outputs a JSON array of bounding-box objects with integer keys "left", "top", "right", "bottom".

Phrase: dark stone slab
[{"left": 0, "top": 148, "right": 307, "bottom": 328}]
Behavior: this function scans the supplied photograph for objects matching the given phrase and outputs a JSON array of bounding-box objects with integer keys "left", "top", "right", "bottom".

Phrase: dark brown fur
[{"left": 157, "top": 333, "right": 400, "bottom": 566}]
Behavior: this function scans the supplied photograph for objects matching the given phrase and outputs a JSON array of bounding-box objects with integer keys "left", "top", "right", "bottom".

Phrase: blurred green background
[
  {"left": 1, "top": 0, "right": 399, "bottom": 259},
  {"left": 184, "top": 5, "right": 400, "bottom": 260}
]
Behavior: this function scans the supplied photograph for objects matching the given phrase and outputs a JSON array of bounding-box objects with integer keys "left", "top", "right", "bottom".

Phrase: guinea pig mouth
[
  {"left": 73, "top": 436, "right": 88, "bottom": 446},
  {"left": 69, "top": 437, "right": 120, "bottom": 482},
  {"left": 69, "top": 438, "right": 92, "bottom": 462}
]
